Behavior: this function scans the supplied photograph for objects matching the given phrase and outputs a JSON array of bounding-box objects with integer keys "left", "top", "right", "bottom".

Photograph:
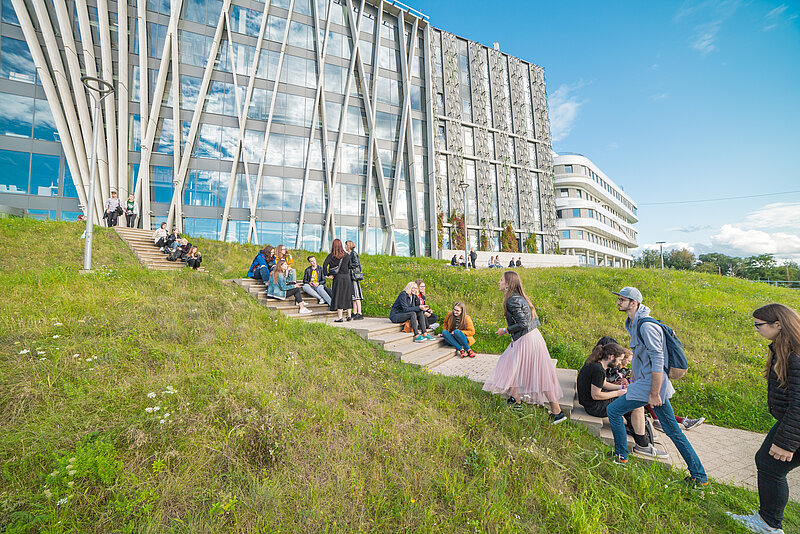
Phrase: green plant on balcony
[{"left": 500, "top": 221, "right": 518, "bottom": 252}]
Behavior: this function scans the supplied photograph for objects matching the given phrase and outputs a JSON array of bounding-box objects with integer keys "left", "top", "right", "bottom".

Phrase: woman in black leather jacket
[
  {"left": 482, "top": 271, "right": 566, "bottom": 424},
  {"left": 728, "top": 303, "right": 800, "bottom": 534}
]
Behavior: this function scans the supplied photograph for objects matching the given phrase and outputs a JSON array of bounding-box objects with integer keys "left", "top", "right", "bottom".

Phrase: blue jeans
[
  {"left": 442, "top": 329, "right": 470, "bottom": 351},
  {"left": 252, "top": 265, "right": 270, "bottom": 281},
  {"left": 302, "top": 283, "right": 331, "bottom": 305},
  {"left": 607, "top": 394, "right": 707, "bottom": 482}
]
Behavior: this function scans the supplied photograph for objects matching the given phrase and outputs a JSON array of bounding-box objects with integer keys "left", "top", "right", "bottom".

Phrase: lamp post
[
  {"left": 656, "top": 241, "right": 666, "bottom": 270},
  {"left": 458, "top": 181, "right": 469, "bottom": 269},
  {"left": 81, "top": 76, "right": 115, "bottom": 272}
]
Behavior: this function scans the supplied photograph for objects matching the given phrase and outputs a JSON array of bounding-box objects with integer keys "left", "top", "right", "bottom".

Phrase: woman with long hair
[
  {"left": 483, "top": 271, "right": 566, "bottom": 424},
  {"left": 440, "top": 301, "right": 476, "bottom": 358},
  {"left": 414, "top": 279, "right": 439, "bottom": 330},
  {"left": 323, "top": 238, "right": 353, "bottom": 322},
  {"left": 267, "top": 259, "right": 312, "bottom": 314},
  {"left": 389, "top": 282, "right": 431, "bottom": 343},
  {"left": 728, "top": 303, "right": 800, "bottom": 534},
  {"left": 345, "top": 240, "right": 364, "bottom": 320},
  {"left": 185, "top": 246, "right": 202, "bottom": 270},
  {"left": 247, "top": 245, "right": 275, "bottom": 281}
]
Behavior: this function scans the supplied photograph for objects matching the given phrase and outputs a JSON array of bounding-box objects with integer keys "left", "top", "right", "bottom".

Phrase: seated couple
[
  {"left": 247, "top": 244, "right": 294, "bottom": 281},
  {"left": 389, "top": 281, "right": 437, "bottom": 343}
]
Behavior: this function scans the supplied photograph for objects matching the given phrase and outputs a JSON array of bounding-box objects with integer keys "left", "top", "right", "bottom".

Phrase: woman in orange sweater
[{"left": 440, "top": 302, "right": 476, "bottom": 358}]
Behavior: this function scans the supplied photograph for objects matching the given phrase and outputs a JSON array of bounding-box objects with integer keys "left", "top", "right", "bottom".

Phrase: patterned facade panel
[{"left": 530, "top": 63, "right": 558, "bottom": 252}]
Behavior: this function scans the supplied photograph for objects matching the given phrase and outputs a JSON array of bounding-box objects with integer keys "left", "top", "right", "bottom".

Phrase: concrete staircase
[{"left": 114, "top": 227, "right": 205, "bottom": 272}]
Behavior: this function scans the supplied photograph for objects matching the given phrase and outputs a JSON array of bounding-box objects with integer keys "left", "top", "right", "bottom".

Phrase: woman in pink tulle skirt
[{"left": 483, "top": 271, "right": 566, "bottom": 424}]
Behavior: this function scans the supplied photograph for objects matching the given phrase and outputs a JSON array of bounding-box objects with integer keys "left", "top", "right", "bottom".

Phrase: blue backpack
[{"left": 636, "top": 317, "right": 689, "bottom": 379}]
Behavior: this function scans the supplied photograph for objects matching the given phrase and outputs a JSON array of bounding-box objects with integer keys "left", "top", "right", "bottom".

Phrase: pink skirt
[{"left": 482, "top": 328, "right": 563, "bottom": 406}]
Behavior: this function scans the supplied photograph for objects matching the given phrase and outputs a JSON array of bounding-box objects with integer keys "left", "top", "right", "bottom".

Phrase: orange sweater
[{"left": 443, "top": 312, "right": 475, "bottom": 346}]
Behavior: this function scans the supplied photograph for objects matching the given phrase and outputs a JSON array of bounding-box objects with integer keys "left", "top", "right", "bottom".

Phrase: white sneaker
[
  {"left": 318, "top": 299, "right": 326, "bottom": 305},
  {"left": 429, "top": 322, "right": 440, "bottom": 330},
  {"left": 727, "top": 512, "right": 785, "bottom": 534},
  {"left": 633, "top": 443, "right": 669, "bottom": 459},
  {"left": 298, "top": 307, "right": 313, "bottom": 315}
]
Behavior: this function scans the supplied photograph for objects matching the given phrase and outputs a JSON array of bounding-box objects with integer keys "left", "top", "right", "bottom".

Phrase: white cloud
[
  {"left": 674, "top": 0, "right": 742, "bottom": 56},
  {"left": 709, "top": 224, "right": 800, "bottom": 259},
  {"left": 548, "top": 83, "right": 586, "bottom": 144},
  {"left": 651, "top": 92, "right": 669, "bottom": 101},
  {"left": 743, "top": 202, "right": 800, "bottom": 230},
  {"left": 691, "top": 20, "right": 722, "bottom": 55},
  {"left": 666, "top": 225, "right": 713, "bottom": 233}
]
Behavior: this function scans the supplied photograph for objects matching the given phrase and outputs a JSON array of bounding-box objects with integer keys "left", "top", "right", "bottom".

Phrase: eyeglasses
[{"left": 754, "top": 321, "right": 774, "bottom": 328}]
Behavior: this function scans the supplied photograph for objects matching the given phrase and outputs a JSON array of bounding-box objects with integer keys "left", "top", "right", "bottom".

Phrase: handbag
[
  {"left": 115, "top": 205, "right": 124, "bottom": 215},
  {"left": 350, "top": 270, "right": 363, "bottom": 282}
]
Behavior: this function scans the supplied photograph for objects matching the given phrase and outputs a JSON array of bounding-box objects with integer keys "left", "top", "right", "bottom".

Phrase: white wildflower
[
  {"left": 57, "top": 497, "right": 68, "bottom": 506},
  {"left": 37, "top": 351, "right": 46, "bottom": 355},
  {"left": 67, "top": 481, "right": 73, "bottom": 487},
  {"left": 52, "top": 335, "right": 60, "bottom": 339},
  {"left": 43, "top": 489, "right": 52, "bottom": 498},
  {"left": 19, "top": 349, "right": 30, "bottom": 355},
  {"left": 145, "top": 407, "right": 154, "bottom": 413},
  {"left": 54, "top": 322, "right": 63, "bottom": 326},
  {"left": 147, "top": 392, "right": 157, "bottom": 398},
  {"left": 163, "top": 386, "right": 176, "bottom": 394},
  {"left": 92, "top": 356, "right": 97, "bottom": 360},
  {"left": 88, "top": 368, "right": 94, "bottom": 371},
  {"left": 69, "top": 458, "right": 75, "bottom": 463},
  {"left": 153, "top": 406, "right": 160, "bottom": 412},
  {"left": 39, "top": 357, "right": 47, "bottom": 361},
  {"left": 50, "top": 470, "right": 59, "bottom": 477},
  {"left": 68, "top": 470, "right": 76, "bottom": 476},
  {"left": 163, "top": 413, "right": 171, "bottom": 418},
  {"left": 159, "top": 419, "right": 165, "bottom": 424},
  {"left": 85, "top": 358, "right": 92, "bottom": 362},
  {"left": 72, "top": 354, "right": 80, "bottom": 358}
]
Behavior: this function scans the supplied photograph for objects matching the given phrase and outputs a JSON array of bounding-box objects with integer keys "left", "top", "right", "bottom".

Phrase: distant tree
[
  {"left": 634, "top": 249, "right": 662, "bottom": 268},
  {"left": 666, "top": 248, "right": 695, "bottom": 270},
  {"left": 742, "top": 253, "right": 778, "bottom": 280},
  {"left": 698, "top": 253, "right": 743, "bottom": 277},
  {"left": 694, "top": 262, "right": 720, "bottom": 275}
]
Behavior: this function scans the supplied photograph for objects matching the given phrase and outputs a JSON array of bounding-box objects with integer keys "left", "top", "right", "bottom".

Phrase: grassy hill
[
  {"left": 193, "top": 235, "right": 800, "bottom": 433},
  {"left": 1, "top": 218, "right": 798, "bottom": 533}
]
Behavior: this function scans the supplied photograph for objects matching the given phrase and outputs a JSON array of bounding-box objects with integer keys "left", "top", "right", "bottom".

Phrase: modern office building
[
  {"left": 553, "top": 153, "right": 638, "bottom": 267},
  {"left": 0, "top": 0, "right": 557, "bottom": 256}
]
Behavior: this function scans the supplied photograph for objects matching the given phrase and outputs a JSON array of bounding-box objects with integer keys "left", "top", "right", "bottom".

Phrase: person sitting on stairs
[
  {"left": 390, "top": 282, "right": 432, "bottom": 343},
  {"left": 267, "top": 259, "right": 312, "bottom": 315},
  {"left": 302, "top": 255, "right": 331, "bottom": 306},
  {"left": 439, "top": 301, "right": 476, "bottom": 358}
]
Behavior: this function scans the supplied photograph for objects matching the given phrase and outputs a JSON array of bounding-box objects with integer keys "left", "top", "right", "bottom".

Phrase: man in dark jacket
[
  {"left": 515, "top": 257, "right": 522, "bottom": 267},
  {"left": 605, "top": 287, "right": 707, "bottom": 485},
  {"left": 508, "top": 258, "right": 516, "bottom": 268},
  {"left": 469, "top": 248, "right": 477, "bottom": 269},
  {"left": 302, "top": 255, "right": 331, "bottom": 305}
]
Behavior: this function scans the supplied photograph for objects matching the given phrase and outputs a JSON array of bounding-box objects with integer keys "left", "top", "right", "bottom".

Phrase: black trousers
[
  {"left": 391, "top": 310, "right": 427, "bottom": 335},
  {"left": 125, "top": 213, "right": 137, "bottom": 227},
  {"left": 756, "top": 422, "right": 800, "bottom": 529},
  {"left": 186, "top": 258, "right": 201, "bottom": 270},
  {"left": 285, "top": 287, "right": 303, "bottom": 304},
  {"left": 105, "top": 212, "right": 118, "bottom": 227},
  {"left": 155, "top": 237, "right": 168, "bottom": 248}
]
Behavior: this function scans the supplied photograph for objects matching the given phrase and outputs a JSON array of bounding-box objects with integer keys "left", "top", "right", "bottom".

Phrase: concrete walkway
[{"left": 432, "top": 353, "right": 800, "bottom": 501}]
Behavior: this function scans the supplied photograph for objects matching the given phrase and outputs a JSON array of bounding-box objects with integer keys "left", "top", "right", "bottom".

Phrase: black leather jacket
[
  {"left": 505, "top": 294, "right": 541, "bottom": 341},
  {"left": 767, "top": 344, "right": 800, "bottom": 452}
]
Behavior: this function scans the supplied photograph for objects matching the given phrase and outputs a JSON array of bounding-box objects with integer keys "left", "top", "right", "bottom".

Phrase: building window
[
  {"left": 576, "top": 190, "right": 582, "bottom": 199},
  {"left": 572, "top": 208, "right": 581, "bottom": 217},
  {"left": 561, "top": 230, "right": 570, "bottom": 239},
  {"left": 1, "top": 36, "right": 36, "bottom": 83},
  {"left": 564, "top": 164, "right": 573, "bottom": 173},
  {"left": 559, "top": 188, "right": 569, "bottom": 198}
]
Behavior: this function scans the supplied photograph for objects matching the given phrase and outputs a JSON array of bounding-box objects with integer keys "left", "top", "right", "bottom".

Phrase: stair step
[
  {"left": 402, "top": 346, "right": 455, "bottom": 369},
  {"left": 383, "top": 338, "right": 447, "bottom": 360}
]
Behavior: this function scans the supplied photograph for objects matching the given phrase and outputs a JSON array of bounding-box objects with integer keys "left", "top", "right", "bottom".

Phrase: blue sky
[{"left": 412, "top": 0, "right": 800, "bottom": 261}]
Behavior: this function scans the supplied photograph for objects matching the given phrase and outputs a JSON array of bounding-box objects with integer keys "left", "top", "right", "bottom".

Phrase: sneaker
[
  {"left": 682, "top": 476, "right": 710, "bottom": 490},
  {"left": 611, "top": 454, "right": 628, "bottom": 466},
  {"left": 652, "top": 419, "right": 663, "bottom": 432},
  {"left": 507, "top": 396, "right": 517, "bottom": 405},
  {"left": 346, "top": 315, "right": 352, "bottom": 321},
  {"left": 467, "top": 349, "right": 476, "bottom": 358},
  {"left": 550, "top": 412, "right": 567, "bottom": 425},
  {"left": 159, "top": 247, "right": 165, "bottom": 251},
  {"left": 354, "top": 314, "right": 364, "bottom": 320},
  {"left": 424, "top": 334, "right": 435, "bottom": 340},
  {"left": 413, "top": 335, "right": 426, "bottom": 343},
  {"left": 509, "top": 402, "right": 522, "bottom": 411},
  {"left": 459, "top": 349, "right": 467, "bottom": 358},
  {"left": 683, "top": 417, "right": 706, "bottom": 431},
  {"left": 428, "top": 322, "right": 440, "bottom": 330},
  {"left": 633, "top": 443, "right": 669, "bottom": 459},
  {"left": 298, "top": 307, "right": 313, "bottom": 315},
  {"left": 727, "top": 512, "right": 785, "bottom": 534},
  {"left": 318, "top": 299, "right": 326, "bottom": 305}
]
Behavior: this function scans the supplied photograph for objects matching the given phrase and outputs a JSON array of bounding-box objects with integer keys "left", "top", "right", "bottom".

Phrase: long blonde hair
[
  {"left": 403, "top": 281, "right": 418, "bottom": 294},
  {"left": 754, "top": 303, "right": 800, "bottom": 387},
  {"left": 501, "top": 271, "right": 534, "bottom": 318}
]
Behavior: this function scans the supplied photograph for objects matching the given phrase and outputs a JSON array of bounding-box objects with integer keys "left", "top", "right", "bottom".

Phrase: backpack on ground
[{"left": 636, "top": 317, "right": 688, "bottom": 380}]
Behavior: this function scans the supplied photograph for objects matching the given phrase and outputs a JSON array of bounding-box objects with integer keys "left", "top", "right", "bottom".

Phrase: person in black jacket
[
  {"left": 301, "top": 255, "right": 331, "bottom": 306},
  {"left": 508, "top": 258, "right": 515, "bottom": 268},
  {"left": 482, "top": 271, "right": 566, "bottom": 424},
  {"left": 323, "top": 238, "right": 353, "bottom": 322},
  {"left": 728, "top": 303, "right": 800, "bottom": 534},
  {"left": 469, "top": 248, "right": 477, "bottom": 269},
  {"left": 389, "top": 282, "right": 432, "bottom": 343},
  {"left": 346, "top": 240, "right": 364, "bottom": 320}
]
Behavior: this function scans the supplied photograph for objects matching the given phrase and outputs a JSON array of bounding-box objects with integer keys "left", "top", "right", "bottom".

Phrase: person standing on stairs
[
  {"left": 103, "top": 191, "right": 122, "bottom": 227},
  {"left": 728, "top": 303, "right": 800, "bottom": 534},
  {"left": 577, "top": 341, "right": 664, "bottom": 458},
  {"left": 345, "top": 240, "right": 364, "bottom": 320},
  {"left": 267, "top": 259, "right": 312, "bottom": 314},
  {"left": 389, "top": 282, "right": 432, "bottom": 343},
  {"left": 124, "top": 194, "right": 139, "bottom": 228},
  {"left": 606, "top": 287, "right": 708, "bottom": 485},
  {"left": 482, "top": 271, "right": 566, "bottom": 424},
  {"left": 439, "top": 301, "right": 476, "bottom": 358},
  {"left": 323, "top": 238, "right": 353, "bottom": 322}
]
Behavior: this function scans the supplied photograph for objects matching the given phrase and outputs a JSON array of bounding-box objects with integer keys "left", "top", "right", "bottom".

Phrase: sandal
[
  {"left": 467, "top": 350, "right": 476, "bottom": 358},
  {"left": 459, "top": 349, "right": 467, "bottom": 358}
]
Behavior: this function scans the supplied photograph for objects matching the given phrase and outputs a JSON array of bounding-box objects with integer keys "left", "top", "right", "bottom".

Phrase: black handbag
[{"left": 350, "top": 270, "right": 363, "bottom": 282}]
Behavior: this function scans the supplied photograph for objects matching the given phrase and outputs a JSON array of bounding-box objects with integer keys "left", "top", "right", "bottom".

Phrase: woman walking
[
  {"left": 323, "top": 238, "right": 353, "bottom": 322},
  {"left": 440, "top": 301, "right": 476, "bottom": 358},
  {"left": 728, "top": 303, "right": 800, "bottom": 534},
  {"left": 345, "top": 240, "right": 364, "bottom": 320},
  {"left": 483, "top": 271, "right": 565, "bottom": 424}
]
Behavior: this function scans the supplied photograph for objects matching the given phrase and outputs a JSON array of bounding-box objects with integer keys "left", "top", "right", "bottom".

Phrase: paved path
[{"left": 431, "top": 352, "right": 800, "bottom": 500}]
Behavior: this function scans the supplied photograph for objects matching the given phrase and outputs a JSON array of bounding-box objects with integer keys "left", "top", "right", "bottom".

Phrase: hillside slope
[{"left": 0, "top": 219, "right": 797, "bottom": 533}]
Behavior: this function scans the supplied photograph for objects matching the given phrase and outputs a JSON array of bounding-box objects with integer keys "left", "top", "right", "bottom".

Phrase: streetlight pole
[
  {"left": 81, "top": 76, "right": 115, "bottom": 272},
  {"left": 458, "top": 181, "right": 469, "bottom": 269},
  {"left": 656, "top": 241, "right": 665, "bottom": 270}
]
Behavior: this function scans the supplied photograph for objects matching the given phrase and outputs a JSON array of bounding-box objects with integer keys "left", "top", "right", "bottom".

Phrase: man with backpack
[{"left": 606, "top": 286, "right": 709, "bottom": 488}]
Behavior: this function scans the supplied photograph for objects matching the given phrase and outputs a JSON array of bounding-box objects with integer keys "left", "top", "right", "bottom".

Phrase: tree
[
  {"left": 666, "top": 248, "right": 695, "bottom": 270},
  {"left": 697, "top": 253, "right": 743, "bottom": 277},
  {"left": 742, "top": 254, "right": 778, "bottom": 280},
  {"left": 634, "top": 249, "right": 662, "bottom": 268},
  {"left": 694, "top": 262, "right": 720, "bottom": 275}
]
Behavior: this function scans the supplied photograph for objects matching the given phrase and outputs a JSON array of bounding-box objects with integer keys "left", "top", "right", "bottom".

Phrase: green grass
[
  {"left": 191, "top": 234, "right": 800, "bottom": 433},
  {"left": 1, "top": 218, "right": 798, "bottom": 532}
]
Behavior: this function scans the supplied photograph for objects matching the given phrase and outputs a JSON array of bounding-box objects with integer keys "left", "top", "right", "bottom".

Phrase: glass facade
[{"left": 0, "top": 0, "right": 555, "bottom": 256}]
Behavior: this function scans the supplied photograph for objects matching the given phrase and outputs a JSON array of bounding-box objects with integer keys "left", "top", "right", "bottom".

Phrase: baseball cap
[{"left": 612, "top": 286, "right": 643, "bottom": 303}]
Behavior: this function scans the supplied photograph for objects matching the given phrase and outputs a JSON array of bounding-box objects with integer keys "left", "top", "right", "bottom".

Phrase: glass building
[{"left": 0, "top": 0, "right": 557, "bottom": 256}]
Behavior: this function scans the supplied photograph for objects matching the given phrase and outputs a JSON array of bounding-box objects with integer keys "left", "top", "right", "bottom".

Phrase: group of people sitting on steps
[
  {"left": 151, "top": 222, "right": 202, "bottom": 269},
  {"left": 246, "top": 238, "right": 364, "bottom": 321}
]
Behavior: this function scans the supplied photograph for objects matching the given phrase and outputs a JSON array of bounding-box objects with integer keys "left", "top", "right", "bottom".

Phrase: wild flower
[
  {"left": 39, "top": 357, "right": 47, "bottom": 361},
  {"left": 54, "top": 322, "right": 63, "bottom": 326},
  {"left": 147, "top": 392, "right": 157, "bottom": 398},
  {"left": 67, "top": 481, "right": 74, "bottom": 487},
  {"left": 37, "top": 351, "right": 46, "bottom": 355},
  {"left": 68, "top": 470, "right": 76, "bottom": 476},
  {"left": 159, "top": 419, "right": 165, "bottom": 424},
  {"left": 57, "top": 497, "right": 68, "bottom": 506},
  {"left": 43, "top": 489, "right": 52, "bottom": 498},
  {"left": 163, "top": 386, "right": 177, "bottom": 394},
  {"left": 153, "top": 406, "right": 160, "bottom": 412},
  {"left": 52, "top": 335, "right": 60, "bottom": 339},
  {"left": 72, "top": 354, "right": 80, "bottom": 358},
  {"left": 145, "top": 407, "right": 154, "bottom": 413},
  {"left": 19, "top": 349, "right": 30, "bottom": 355},
  {"left": 85, "top": 358, "right": 92, "bottom": 362}
]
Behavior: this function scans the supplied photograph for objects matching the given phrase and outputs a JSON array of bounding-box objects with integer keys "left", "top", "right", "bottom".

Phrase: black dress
[{"left": 323, "top": 252, "right": 353, "bottom": 311}]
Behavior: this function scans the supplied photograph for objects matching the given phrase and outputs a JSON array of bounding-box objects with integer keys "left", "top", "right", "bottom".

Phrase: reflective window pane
[
  {"left": 30, "top": 153, "right": 60, "bottom": 196},
  {"left": 1, "top": 36, "right": 35, "bottom": 83},
  {"left": 0, "top": 93, "right": 33, "bottom": 137},
  {"left": 0, "top": 149, "right": 28, "bottom": 193},
  {"left": 33, "top": 99, "right": 58, "bottom": 141},
  {"left": 151, "top": 166, "right": 174, "bottom": 203}
]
